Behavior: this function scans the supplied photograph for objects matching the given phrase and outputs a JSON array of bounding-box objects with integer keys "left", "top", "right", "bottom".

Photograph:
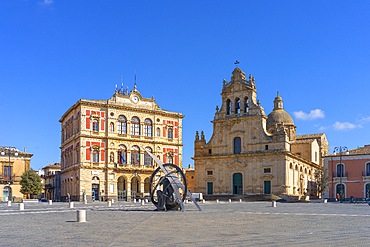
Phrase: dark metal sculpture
[{"left": 145, "top": 149, "right": 201, "bottom": 211}]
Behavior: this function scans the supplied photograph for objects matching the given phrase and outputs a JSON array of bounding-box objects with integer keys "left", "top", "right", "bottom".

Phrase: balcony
[
  {"left": 332, "top": 172, "right": 348, "bottom": 178},
  {"left": 0, "top": 175, "right": 16, "bottom": 184}
]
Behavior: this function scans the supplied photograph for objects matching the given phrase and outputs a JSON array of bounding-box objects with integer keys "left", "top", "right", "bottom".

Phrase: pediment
[{"left": 227, "top": 160, "right": 247, "bottom": 169}]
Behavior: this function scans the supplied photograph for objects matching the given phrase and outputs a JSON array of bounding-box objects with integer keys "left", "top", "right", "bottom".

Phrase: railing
[
  {"left": 332, "top": 172, "right": 348, "bottom": 178},
  {"left": 362, "top": 171, "right": 370, "bottom": 176}
]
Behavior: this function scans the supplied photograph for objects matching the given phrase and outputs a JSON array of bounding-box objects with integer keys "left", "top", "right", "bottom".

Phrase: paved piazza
[{"left": 0, "top": 200, "right": 369, "bottom": 246}]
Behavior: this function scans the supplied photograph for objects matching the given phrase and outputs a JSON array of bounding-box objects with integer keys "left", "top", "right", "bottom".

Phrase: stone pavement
[{"left": 0, "top": 200, "right": 369, "bottom": 247}]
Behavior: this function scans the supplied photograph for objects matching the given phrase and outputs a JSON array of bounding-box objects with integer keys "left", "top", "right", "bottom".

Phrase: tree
[
  {"left": 314, "top": 168, "right": 329, "bottom": 198},
  {"left": 20, "top": 169, "right": 43, "bottom": 199}
]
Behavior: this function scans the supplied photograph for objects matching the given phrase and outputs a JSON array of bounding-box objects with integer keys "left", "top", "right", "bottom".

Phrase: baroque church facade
[
  {"left": 193, "top": 67, "right": 328, "bottom": 199},
  {"left": 59, "top": 85, "right": 183, "bottom": 202}
]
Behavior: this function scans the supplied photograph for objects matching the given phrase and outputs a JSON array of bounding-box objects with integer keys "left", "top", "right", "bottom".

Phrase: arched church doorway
[{"left": 233, "top": 173, "right": 243, "bottom": 194}]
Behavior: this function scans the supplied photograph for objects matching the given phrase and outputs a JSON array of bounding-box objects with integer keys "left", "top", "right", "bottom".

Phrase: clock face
[{"left": 132, "top": 96, "right": 139, "bottom": 103}]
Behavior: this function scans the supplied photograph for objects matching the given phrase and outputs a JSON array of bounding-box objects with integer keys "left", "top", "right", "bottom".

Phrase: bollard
[
  {"left": 202, "top": 199, "right": 206, "bottom": 203},
  {"left": 77, "top": 210, "right": 86, "bottom": 223},
  {"left": 18, "top": 203, "right": 24, "bottom": 211},
  {"left": 133, "top": 198, "right": 137, "bottom": 203},
  {"left": 138, "top": 199, "right": 141, "bottom": 203},
  {"left": 323, "top": 199, "right": 327, "bottom": 203},
  {"left": 69, "top": 202, "right": 74, "bottom": 208},
  {"left": 141, "top": 200, "right": 145, "bottom": 206},
  {"left": 272, "top": 201, "right": 276, "bottom": 207},
  {"left": 7, "top": 201, "right": 11, "bottom": 206},
  {"left": 145, "top": 199, "right": 148, "bottom": 203},
  {"left": 216, "top": 199, "right": 219, "bottom": 203},
  {"left": 185, "top": 199, "right": 188, "bottom": 204},
  {"left": 107, "top": 201, "right": 112, "bottom": 207},
  {"left": 84, "top": 200, "right": 87, "bottom": 205},
  {"left": 239, "top": 199, "right": 242, "bottom": 202},
  {"left": 228, "top": 199, "right": 232, "bottom": 203},
  {"left": 48, "top": 200, "right": 53, "bottom": 205},
  {"left": 111, "top": 199, "right": 114, "bottom": 204}
]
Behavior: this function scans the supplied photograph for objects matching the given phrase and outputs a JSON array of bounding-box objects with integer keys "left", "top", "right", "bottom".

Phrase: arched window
[
  {"left": 118, "top": 115, "right": 127, "bottom": 134},
  {"left": 110, "top": 122, "right": 114, "bottom": 132},
  {"left": 156, "top": 127, "right": 161, "bottom": 137},
  {"left": 235, "top": 98, "right": 240, "bottom": 115},
  {"left": 144, "top": 118, "right": 153, "bottom": 137},
  {"left": 244, "top": 96, "right": 249, "bottom": 113},
  {"left": 336, "top": 163, "right": 344, "bottom": 177},
  {"left": 144, "top": 147, "right": 153, "bottom": 166},
  {"left": 131, "top": 117, "right": 140, "bottom": 136},
  {"left": 118, "top": 145, "right": 127, "bottom": 164},
  {"left": 366, "top": 162, "right": 370, "bottom": 176},
  {"left": 92, "top": 149, "right": 99, "bottom": 163},
  {"left": 131, "top": 145, "right": 140, "bottom": 165},
  {"left": 226, "top": 99, "right": 232, "bottom": 115},
  {"left": 168, "top": 127, "right": 173, "bottom": 139},
  {"left": 233, "top": 137, "right": 241, "bottom": 154},
  {"left": 92, "top": 119, "right": 99, "bottom": 132}
]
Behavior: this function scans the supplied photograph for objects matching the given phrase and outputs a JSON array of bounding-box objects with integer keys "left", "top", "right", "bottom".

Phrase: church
[{"left": 193, "top": 66, "right": 328, "bottom": 200}]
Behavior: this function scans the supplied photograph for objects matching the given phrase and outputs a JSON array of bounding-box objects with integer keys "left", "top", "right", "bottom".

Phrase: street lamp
[
  {"left": 333, "top": 146, "right": 348, "bottom": 203},
  {"left": 1, "top": 147, "right": 19, "bottom": 202}
]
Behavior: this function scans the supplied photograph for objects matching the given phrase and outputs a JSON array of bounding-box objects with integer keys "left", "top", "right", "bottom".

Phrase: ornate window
[
  {"left": 144, "top": 118, "right": 153, "bottom": 137},
  {"left": 131, "top": 117, "right": 140, "bottom": 136},
  {"left": 118, "top": 115, "right": 127, "bottom": 134},
  {"left": 118, "top": 145, "right": 127, "bottom": 164},
  {"left": 131, "top": 145, "right": 140, "bottom": 165},
  {"left": 233, "top": 137, "right": 241, "bottom": 154},
  {"left": 168, "top": 127, "right": 173, "bottom": 139},
  {"left": 156, "top": 127, "right": 161, "bottom": 137},
  {"left": 110, "top": 122, "right": 114, "bottom": 132},
  {"left": 92, "top": 149, "right": 99, "bottom": 163},
  {"left": 144, "top": 147, "right": 153, "bottom": 166},
  {"left": 92, "top": 119, "right": 99, "bottom": 132}
]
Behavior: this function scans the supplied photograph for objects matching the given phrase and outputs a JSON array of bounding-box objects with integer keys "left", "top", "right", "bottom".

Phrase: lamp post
[
  {"left": 333, "top": 146, "right": 348, "bottom": 203},
  {"left": 1, "top": 147, "right": 19, "bottom": 202}
]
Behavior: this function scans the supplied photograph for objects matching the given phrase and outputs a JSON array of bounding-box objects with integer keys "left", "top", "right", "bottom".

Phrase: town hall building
[
  {"left": 193, "top": 67, "right": 328, "bottom": 200},
  {"left": 59, "top": 85, "right": 184, "bottom": 202}
]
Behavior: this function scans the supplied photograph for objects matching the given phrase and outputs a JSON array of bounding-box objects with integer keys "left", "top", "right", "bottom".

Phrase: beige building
[
  {"left": 193, "top": 67, "right": 328, "bottom": 200},
  {"left": 0, "top": 146, "right": 33, "bottom": 202},
  {"left": 41, "top": 163, "right": 61, "bottom": 201},
  {"left": 59, "top": 86, "right": 184, "bottom": 202}
]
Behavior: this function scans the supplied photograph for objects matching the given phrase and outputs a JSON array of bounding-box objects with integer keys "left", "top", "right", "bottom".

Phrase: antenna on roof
[{"left": 134, "top": 70, "right": 137, "bottom": 90}]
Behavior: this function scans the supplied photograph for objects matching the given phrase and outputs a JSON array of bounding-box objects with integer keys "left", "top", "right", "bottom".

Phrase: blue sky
[{"left": 1, "top": 1, "right": 370, "bottom": 170}]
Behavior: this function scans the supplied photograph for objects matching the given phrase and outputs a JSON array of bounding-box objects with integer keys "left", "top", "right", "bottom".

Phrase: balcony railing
[
  {"left": 362, "top": 171, "right": 370, "bottom": 177},
  {"left": 332, "top": 172, "right": 348, "bottom": 178}
]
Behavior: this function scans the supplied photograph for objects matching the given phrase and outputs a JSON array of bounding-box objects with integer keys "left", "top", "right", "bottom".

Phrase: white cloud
[
  {"left": 333, "top": 121, "right": 360, "bottom": 130},
  {"left": 42, "top": 0, "right": 54, "bottom": 5},
  {"left": 293, "top": 109, "right": 325, "bottom": 120}
]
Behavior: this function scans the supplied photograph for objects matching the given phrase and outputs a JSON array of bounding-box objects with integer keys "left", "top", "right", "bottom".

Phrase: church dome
[{"left": 266, "top": 93, "right": 294, "bottom": 130}]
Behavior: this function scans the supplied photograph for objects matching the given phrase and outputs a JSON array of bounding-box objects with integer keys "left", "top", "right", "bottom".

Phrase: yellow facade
[
  {"left": 193, "top": 67, "right": 328, "bottom": 200},
  {"left": 59, "top": 87, "right": 184, "bottom": 202},
  {"left": 0, "top": 147, "right": 33, "bottom": 202}
]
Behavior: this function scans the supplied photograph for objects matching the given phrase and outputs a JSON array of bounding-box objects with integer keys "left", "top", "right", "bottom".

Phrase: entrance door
[
  {"left": 92, "top": 184, "right": 99, "bottom": 201},
  {"left": 233, "top": 173, "right": 243, "bottom": 194},
  {"left": 264, "top": 181, "right": 271, "bottom": 194},
  {"left": 117, "top": 176, "right": 126, "bottom": 201},
  {"left": 207, "top": 182, "right": 213, "bottom": 195},
  {"left": 3, "top": 187, "right": 11, "bottom": 202}
]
